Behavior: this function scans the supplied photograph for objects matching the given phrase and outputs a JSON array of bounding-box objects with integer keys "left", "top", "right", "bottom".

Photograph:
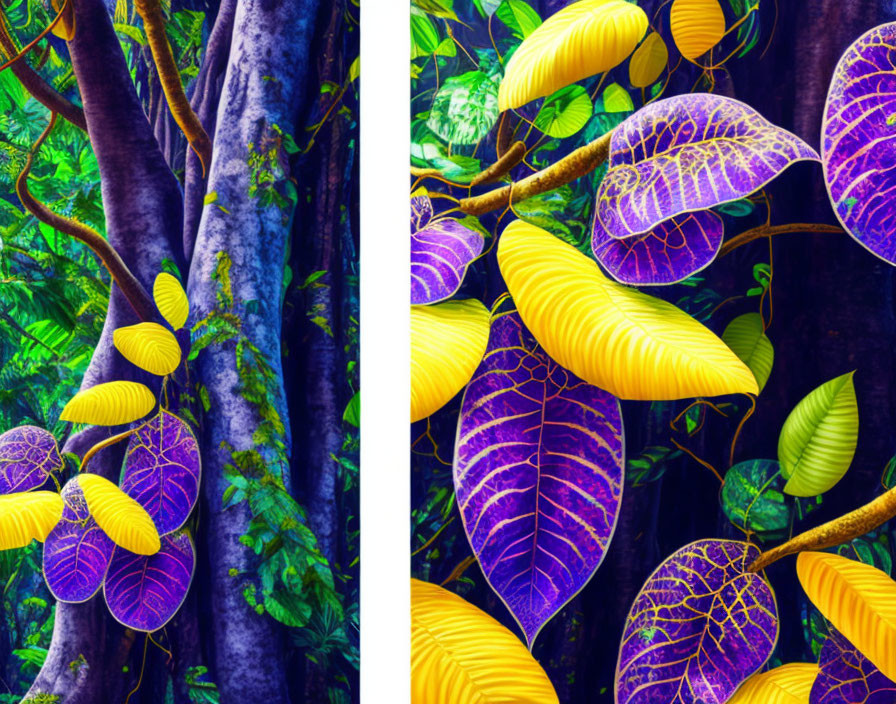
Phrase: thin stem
[
  {"left": 719, "top": 223, "right": 844, "bottom": 258},
  {"left": 79, "top": 426, "right": 140, "bottom": 471},
  {"left": 671, "top": 437, "right": 724, "bottom": 484},
  {"left": 460, "top": 130, "right": 614, "bottom": 215},
  {"left": 729, "top": 394, "right": 756, "bottom": 467},
  {"left": 135, "top": 0, "right": 212, "bottom": 175},
  {"left": 0, "top": 0, "right": 67, "bottom": 72},
  {"left": 16, "top": 113, "right": 156, "bottom": 321},
  {"left": 748, "top": 484, "right": 896, "bottom": 573}
]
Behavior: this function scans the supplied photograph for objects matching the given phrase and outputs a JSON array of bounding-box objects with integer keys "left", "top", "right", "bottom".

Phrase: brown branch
[
  {"left": 15, "top": 113, "right": 156, "bottom": 321},
  {"left": 135, "top": 0, "right": 212, "bottom": 176},
  {"left": 470, "top": 140, "right": 526, "bottom": 187},
  {"left": 719, "top": 223, "right": 844, "bottom": 257},
  {"left": 0, "top": 10, "right": 86, "bottom": 130},
  {"left": 460, "top": 130, "right": 613, "bottom": 215},
  {"left": 748, "top": 485, "right": 896, "bottom": 573}
]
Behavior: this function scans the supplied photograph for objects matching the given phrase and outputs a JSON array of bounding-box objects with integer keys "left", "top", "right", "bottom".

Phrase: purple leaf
[
  {"left": 592, "top": 211, "right": 724, "bottom": 285},
  {"left": 411, "top": 219, "right": 484, "bottom": 305},
  {"left": 822, "top": 22, "right": 896, "bottom": 265},
  {"left": 104, "top": 530, "right": 195, "bottom": 632},
  {"left": 454, "top": 310, "right": 624, "bottom": 646},
  {"left": 811, "top": 627, "right": 896, "bottom": 704},
  {"left": 120, "top": 410, "right": 200, "bottom": 535},
  {"left": 596, "top": 94, "right": 819, "bottom": 239},
  {"left": 616, "top": 539, "right": 778, "bottom": 704},
  {"left": 0, "top": 426, "right": 63, "bottom": 494},
  {"left": 43, "top": 517, "right": 114, "bottom": 604},
  {"left": 411, "top": 190, "right": 433, "bottom": 231}
]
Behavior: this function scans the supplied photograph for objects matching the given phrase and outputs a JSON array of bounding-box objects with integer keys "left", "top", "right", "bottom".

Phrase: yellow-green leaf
[
  {"left": 497, "top": 221, "right": 757, "bottom": 400},
  {"left": 0, "top": 492, "right": 63, "bottom": 550},
  {"left": 411, "top": 579, "right": 559, "bottom": 704},
  {"left": 153, "top": 273, "right": 190, "bottom": 330},
  {"left": 410, "top": 300, "right": 489, "bottom": 423},
  {"left": 498, "top": 0, "right": 648, "bottom": 110},
  {"left": 722, "top": 313, "right": 774, "bottom": 393},
  {"left": 60, "top": 381, "right": 157, "bottom": 427},
  {"left": 669, "top": 0, "right": 726, "bottom": 60},
  {"left": 778, "top": 372, "right": 858, "bottom": 497},
  {"left": 348, "top": 56, "right": 360, "bottom": 83},
  {"left": 728, "top": 663, "right": 817, "bottom": 704},
  {"left": 533, "top": 85, "right": 593, "bottom": 138},
  {"left": 113, "top": 322, "right": 183, "bottom": 376},
  {"left": 77, "top": 474, "right": 160, "bottom": 555},
  {"left": 797, "top": 551, "right": 896, "bottom": 682},
  {"left": 629, "top": 31, "right": 668, "bottom": 88}
]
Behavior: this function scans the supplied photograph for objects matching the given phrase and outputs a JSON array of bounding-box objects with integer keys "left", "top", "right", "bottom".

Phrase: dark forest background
[{"left": 410, "top": 1, "right": 896, "bottom": 701}]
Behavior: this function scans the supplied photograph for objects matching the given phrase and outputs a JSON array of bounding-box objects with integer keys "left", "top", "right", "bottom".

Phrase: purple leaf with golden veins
[
  {"left": 616, "top": 539, "right": 778, "bottom": 704},
  {"left": 410, "top": 189, "right": 433, "bottom": 232},
  {"left": 811, "top": 627, "right": 896, "bottom": 704},
  {"left": 822, "top": 22, "right": 896, "bottom": 265},
  {"left": 120, "top": 410, "right": 200, "bottom": 536},
  {"left": 596, "top": 94, "right": 819, "bottom": 239},
  {"left": 104, "top": 530, "right": 195, "bottom": 632},
  {"left": 0, "top": 425, "right": 63, "bottom": 494},
  {"left": 592, "top": 210, "right": 723, "bottom": 285},
  {"left": 454, "top": 309, "right": 624, "bottom": 647},
  {"left": 411, "top": 218, "right": 484, "bottom": 305}
]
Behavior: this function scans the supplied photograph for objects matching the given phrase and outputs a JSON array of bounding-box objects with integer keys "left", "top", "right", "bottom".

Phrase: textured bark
[{"left": 186, "top": 0, "right": 321, "bottom": 700}]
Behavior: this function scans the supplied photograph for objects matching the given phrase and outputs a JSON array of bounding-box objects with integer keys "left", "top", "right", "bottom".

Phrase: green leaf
[
  {"left": 722, "top": 313, "right": 774, "bottom": 393},
  {"left": 264, "top": 589, "right": 313, "bottom": 627},
  {"left": 534, "top": 85, "right": 593, "bottom": 138},
  {"left": 716, "top": 198, "right": 755, "bottom": 217},
  {"left": 495, "top": 0, "right": 541, "bottom": 39},
  {"left": 778, "top": 372, "right": 858, "bottom": 497},
  {"left": 427, "top": 70, "right": 500, "bottom": 145},
  {"left": 411, "top": 7, "right": 441, "bottom": 58},
  {"left": 343, "top": 391, "right": 360, "bottom": 428},
  {"left": 412, "top": 0, "right": 458, "bottom": 20},
  {"left": 721, "top": 460, "right": 790, "bottom": 540},
  {"left": 602, "top": 82, "right": 634, "bottom": 113}
]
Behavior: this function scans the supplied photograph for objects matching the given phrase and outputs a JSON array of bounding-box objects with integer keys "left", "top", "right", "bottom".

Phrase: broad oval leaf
[
  {"left": 77, "top": 473, "right": 161, "bottom": 555},
  {"left": 153, "top": 273, "right": 189, "bottom": 330},
  {"left": 0, "top": 425, "right": 63, "bottom": 494},
  {"left": 113, "top": 322, "right": 183, "bottom": 376},
  {"left": 822, "top": 22, "right": 896, "bottom": 265},
  {"left": 811, "top": 626, "right": 896, "bottom": 704},
  {"left": 104, "top": 530, "right": 195, "bottom": 632},
  {"left": 721, "top": 459, "right": 790, "bottom": 540},
  {"left": 778, "top": 372, "right": 858, "bottom": 497},
  {"left": 410, "top": 299, "right": 490, "bottom": 422},
  {"left": 411, "top": 579, "right": 559, "bottom": 704},
  {"left": 533, "top": 85, "right": 593, "bottom": 139},
  {"left": 427, "top": 70, "right": 500, "bottom": 146},
  {"left": 498, "top": 221, "right": 758, "bottom": 400},
  {"left": 0, "top": 491, "right": 63, "bottom": 550},
  {"left": 728, "top": 663, "right": 817, "bottom": 704},
  {"left": 498, "top": 0, "right": 648, "bottom": 111},
  {"left": 121, "top": 410, "right": 201, "bottom": 535},
  {"left": 616, "top": 539, "right": 778, "bottom": 704},
  {"left": 722, "top": 313, "right": 774, "bottom": 393},
  {"left": 595, "top": 94, "right": 820, "bottom": 239},
  {"left": 798, "top": 552, "right": 896, "bottom": 683},
  {"left": 43, "top": 509, "right": 114, "bottom": 603},
  {"left": 411, "top": 219, "right": 484, "bottom": 305},
  {"left": 670, "top": 0, "right": 725, "bottom": 60},
  {"left": 454, "top": 309, "right": 624, "bottom": 646},
  {"left": 60, "top": 381, "right": 157, "bottom": 427},
  {"left": 629, "top": 31, "right": 668, "bottom": 88},
  {"left": 592, "top": 210, "right": 723, "bottom": 285}
]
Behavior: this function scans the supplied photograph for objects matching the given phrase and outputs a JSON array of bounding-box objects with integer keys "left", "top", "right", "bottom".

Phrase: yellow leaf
[
  {"left": 797, "top": 551, "right": 896, "bottom": 682},
  {"left": 728, "top": 663, "right": 817, "bottom": 704},
  {"left": 153, "top": 273, "right": 190, "bottom": 330},
  {"left": 50, "top": 0, "right": 76, "bottom": 40},
  {"left": 411, "top": 579, "right": 559, "bottom": 704},
  {"left": 60, "top": 381, "right": 156, "bottom": 426},
  {"left": 670, "top": 0, "right": 726, "bottom": 60},
  {"left": 411, "top": 300, "right": 489, "bottom": 423},
  {"left": 348, "top": 56, "right": 360, "bottom": 83},
  {"left": 77, "top": 474, "right": 160, "bottom": 555},
  {"left": 498, "top": 0, "right": 648, "bottom": 111},
  {"left": 114, "top": 322, "right": 183, "bottom": 376},
  {"left": 497, "top": 221, "right": 758, "bottom": 400},
  {"left": 629, "top": 31, "right": 668, "bottom": 88},
  {"left": 0, "top": 492, "right": 63, "bottom": 550}
]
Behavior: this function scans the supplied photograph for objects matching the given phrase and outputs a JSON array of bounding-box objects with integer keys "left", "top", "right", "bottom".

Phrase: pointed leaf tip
[
  {"left": 0, "top": 491, "right": 63, "bottom": 550},
  {"left": 153, "top": 272, "right": 190, "bottom": 330},
  {"left": 77, "top": 473, "right": 161, "bottom": 555},
  {"left": 60, "top": 381, "right": 157, "bottom": 427},
  {"left": 114, "top": 322, "right": 182, "bottom": 376}
]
